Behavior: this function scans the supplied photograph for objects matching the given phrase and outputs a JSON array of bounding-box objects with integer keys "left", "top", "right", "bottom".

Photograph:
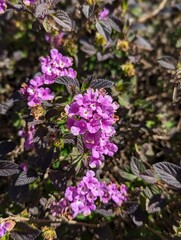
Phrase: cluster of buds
[
  {"left": 121, "top": 62, "right": 135, "bottom": 77},
  {"left": 51, "top": 171, "right": 127, "bottom": 218},
  {"left": 116, "top": 40, "right": 130, "bottom": 52}
]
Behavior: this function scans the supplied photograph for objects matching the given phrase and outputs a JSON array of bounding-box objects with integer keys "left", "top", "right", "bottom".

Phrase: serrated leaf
[
  {"left": 0, "top": 99, "right": 14, "bottom": 115},
  {"left": 77, "top": 136, "right": 85, "bottom": 154},
  {"left": 10, "top": 222, "right": 40, "bottom": 240},
  {"left": 97, "top": 52, "right": 113, "bottom": 61},
  {"left": 82, "top": 4, "right": 94, "bottom": 18},
  {"left": 157, "top": 56, "right": 176, "bottom": 70},
  {"left": 45, "top": 0, "right": 61, "bottom": 8},
  {"left": 63, "top": 133, "right": 75, "bottom": 144},
  {"left": 0, "top": 92, "right": 21, "bottom": 115},
  {"left": 143, "top": 186, "right": 153, "bottom": 199},
  {"left": 146, "top": 194, "right": 166, "bottom": 214},
  {"left": 95, "top": 208, "right": 113, "bottom": 217},
  {"left": 118, "top": 93, "right": 131, "bottom": 109},
  {"left": 107, "top": 17, "right": 122, "bottom": 32},
  {"left": 124, "top": 202, "right": 139, "bottom": 215},
  {"left": 128, "top": 55, "right": 141, "bottom": 64},
  {"left": 134, "top": 36, "right": 153, "bottom": 51},
  {"left": 80, "top": 39, "right": 96, "bottom": 56},
  {"left": 130, "top": 157, "right": 146, "bottom": 177},
  {"left": 15, "top": 169, "right": 37, "bottom": 186},
  {"left": 131, "top": 206, "right": 147, "bottom": 227},
  {"left": 35, "top": 2, "right": 50, "bottom": 19},
  {"left": 153, "top": 162, "right": 181, "bottom": 188},
  {"left": 42, "top": 17, "right": 58, "bottom": 33},
  {"left": 52, "top": 10, "right": 72, "bottom": 31},
  {"left": 55, "top": 76, "right": 80, "bottom": 88},
  {"left": 90, "top": 79, "right": 114, "bottom": 89},
  {"left": 0, "top": 161, "right": 20, "bottom": 176},
  {"left": 119, "top": 169, "right": 137, "bottom": 181},
  {"left": 95, "top": 20, "right": 112, "bottom": 42},
  {"left": 140, "top": 169, "right": 157, "bottom": 183}
]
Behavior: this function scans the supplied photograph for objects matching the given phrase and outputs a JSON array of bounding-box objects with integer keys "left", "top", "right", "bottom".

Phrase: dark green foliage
[{"left": 0, "top": 0, "right": 181, "bottom": 239}]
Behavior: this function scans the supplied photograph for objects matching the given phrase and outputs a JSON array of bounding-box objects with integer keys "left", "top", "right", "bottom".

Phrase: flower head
[
  {"left": 20, "top": 49, "right": 77, "bottom": 108},
  {"left": 66, "top": 88, "right": 119, "bottom": 168},
  {"left": 51, "top": 171, "right": 127, "bottom": 219}
]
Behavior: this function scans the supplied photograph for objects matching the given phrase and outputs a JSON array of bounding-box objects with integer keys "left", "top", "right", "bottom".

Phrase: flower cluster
[
  {"left": 40, "top": 48, "right": 77, "bottom": 81},
  {"left": 0, "top": 0, "right": 7, "bottom": 14},
  {"left": 51, "top": 171, "right": 127, "bottom": 218},
  {"left": 65, "top": 88, "right": 119, "bottom": 168},
  {"left": 0, "top": 222, "right": 10, "bottom": 238},
  {"left": 20, "top": 49, "right": 77, "bottom": 107}
]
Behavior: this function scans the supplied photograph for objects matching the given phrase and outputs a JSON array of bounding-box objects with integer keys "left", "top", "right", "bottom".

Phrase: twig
[
  {"left": 1, "top": 215, "right": 111, "bottom": 228},
  {"left": 6, "top": 1, "right": 33, "bottom": 16},
  {"left": 172, "top": 86, "right": 178, "bottom": 102},
  {"left": 153, "top": 135, "right": 170, "bottom": 140},
  {"left": 138, "top": 0, "right": 168, "bottom": 23},
  {"left": 145, "top": 224, "right": 169, "bottom": 240}
]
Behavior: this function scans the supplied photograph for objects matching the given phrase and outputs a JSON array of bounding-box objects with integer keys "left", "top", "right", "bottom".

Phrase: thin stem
[
  {"left": 145, "top": 224, "right": 169, "bottom": 240},
  {"left": 138, "top": 0, "right": 168, "bottom": 23},
  {"left": 6, "top": 1, "right": 34, "bottom": 16},
  {"left": 1, "top": 215, "right": 112, "bottom": 228}
]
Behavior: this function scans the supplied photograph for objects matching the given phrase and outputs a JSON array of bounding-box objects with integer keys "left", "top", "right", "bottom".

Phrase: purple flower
[
  {"left": 70, "top": 119, "right": 87, "bottom": 136},
  {"left": 108, "top": 183, "right": 128, "bottom": 205},
  {"left": 70, "top": 200, "right": 85, "bottom": 218},
  {"left": 83, "top": 131, "right": 101, "bottom": 149},
  {"left": 20, "top": 162, "right": 27, "bottom": 171},
  {"left": 99, "top": 8, "right": 110, "bottom": 20},
  {"left": 87, "top": 118, "right": 100, "bottom": 133},
  {"left": 89, "top": 156, "right": 103, "bottom": 168},
  {"left": 21, "top": 49, "right": 77, "bottom": 108},
  {"left": 18, "top": 125, "right": 35, "bottom": 150},
  {"left": 21, "top": 75, "right": 54, "bottom": 107},
  {"left": 37, "top": 87, "right": 54, "bottom": 101},
  {"left": 0, "top": 0, "right": 7, "bottom": 14},
  {"left": 99, "top": 183, "right": 111, "bottom": 203},
  {"left": 51, "top": 171, "right": 128, "bottom": 219},
  {"left": 0, "top": 226, "right": 6, "bottom": 238},
  {"left": 45, "top": 33, "right": 64, "bottom": 48},
  {"left": 0, "top": 222, "right": 10, "bottom": 238},
  {"left": 65, "top": 186, "right": 77, "bottom": 202},
  {"left": 40, "top": 48, "right": 76, "bottom": 82},
  {"left": 66, "top": 88, "right": 119, "bottom": 168}
]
